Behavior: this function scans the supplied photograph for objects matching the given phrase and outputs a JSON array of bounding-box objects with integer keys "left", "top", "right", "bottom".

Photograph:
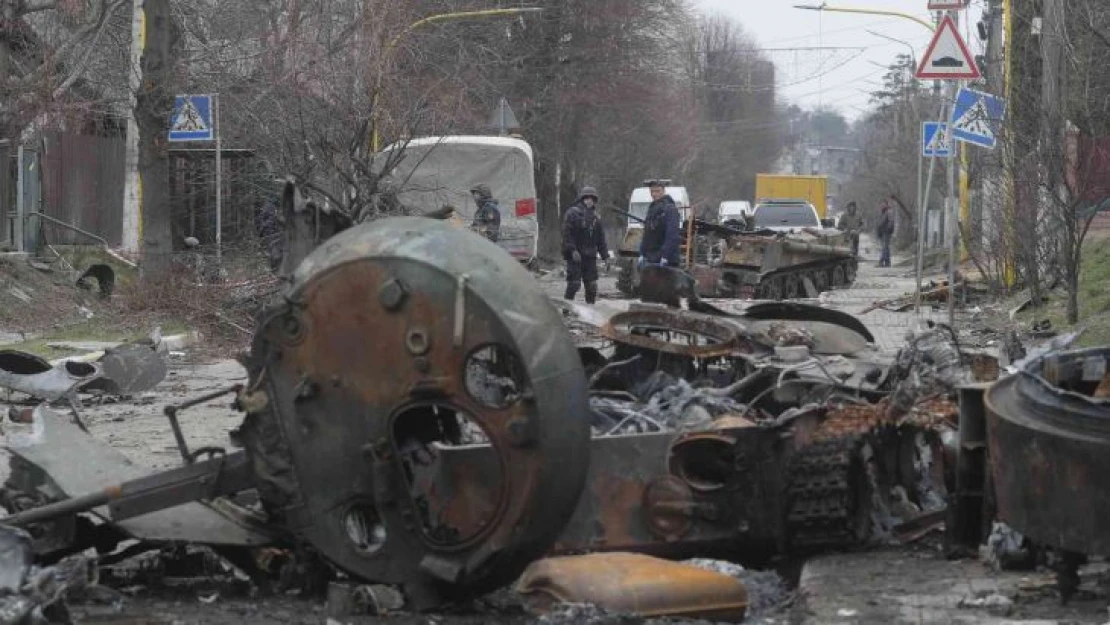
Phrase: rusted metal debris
[
  {"left": 0, "top": 185, "right": 978, "bottom": 614},
  {"left": 986, "top": 346, "right": 1110, "bottom": 602},
  {"left": 517, "top": 552, "right": 749, "bottom": 622}
]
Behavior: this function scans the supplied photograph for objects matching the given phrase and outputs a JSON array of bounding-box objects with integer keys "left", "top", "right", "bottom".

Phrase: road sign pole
[
  {"left": 916, "top": 102, "right": 948, "bottom": 314},
  {"left": 214, "top": 93, "right": 222, "bottom": 271},
  {"left": 947, "top": 79, "right": 959, "bottom": 327}
]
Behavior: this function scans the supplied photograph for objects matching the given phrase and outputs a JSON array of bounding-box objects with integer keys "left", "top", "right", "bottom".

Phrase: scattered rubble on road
[{"left": 0, "top": 189, "right": 1105, "bottom": 624}]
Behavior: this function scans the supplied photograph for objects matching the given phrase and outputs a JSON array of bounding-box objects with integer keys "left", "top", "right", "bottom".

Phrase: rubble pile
[{"left": 591, "top": 372, "right": 746, "bottom": 435}]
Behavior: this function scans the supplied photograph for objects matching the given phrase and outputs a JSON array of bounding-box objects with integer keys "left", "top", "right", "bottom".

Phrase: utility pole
[
  {"left": 136, "top": 0, "right": 173, "bottom": 275},
  {"left": 980, "top": 0, "right": 1004, "bottom": 251}
]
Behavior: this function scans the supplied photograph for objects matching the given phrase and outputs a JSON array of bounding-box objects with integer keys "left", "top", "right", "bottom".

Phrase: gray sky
[{"left": 690, "top": 0, "right": 985, "bottom": 119}]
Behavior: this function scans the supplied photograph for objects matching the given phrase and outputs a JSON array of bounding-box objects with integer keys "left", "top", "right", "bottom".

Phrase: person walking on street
[
  {"left": 470, "top": 184, "right": 501, "bottom": 242},
  {"left": 561, "top": 185, "right": 610, "bottom": 304},
  {"left": 638, "top": 180, "right": 681, "bottom": 268},
  {"left": 837, "top": 201, "right": 863, "bottom": 257},
  {"left": 877, "top": 201, "right": 894, "bottom": 267}
]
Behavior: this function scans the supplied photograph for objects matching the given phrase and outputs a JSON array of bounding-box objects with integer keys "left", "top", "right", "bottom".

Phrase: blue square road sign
[
  {"left": 950, "top": 88, "right": 1006, "bottom": 149},
  {"left": 922, "top": 122, "right": 952, "bottom": 158},
  {"left": 169, "top": 95, "right": 214, "bottom": 142}
]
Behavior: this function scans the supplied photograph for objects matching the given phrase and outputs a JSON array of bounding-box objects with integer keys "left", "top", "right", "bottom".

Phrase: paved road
[{"left": 542, "top": 234, "right": 949, "bottom": 353}]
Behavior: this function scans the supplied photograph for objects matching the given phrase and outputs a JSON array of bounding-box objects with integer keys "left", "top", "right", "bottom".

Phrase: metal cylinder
[{"left": 242, "top": 217, "right": 592, "bottom": 606}]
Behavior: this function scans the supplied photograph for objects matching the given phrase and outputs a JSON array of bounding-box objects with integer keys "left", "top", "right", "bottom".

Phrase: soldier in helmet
[
  {"left": 561, "top": 185, "right": 610, "bottom": 304},
  {"left": 469, "top": 183, "right": 501, "bottom": 242}
]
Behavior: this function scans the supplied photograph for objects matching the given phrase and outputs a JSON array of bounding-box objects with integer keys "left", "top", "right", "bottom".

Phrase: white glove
[
  {"left": 660, "top": 258, "right": 669, "bottom": 267},
  {"left": 606, "top": 251, "right": 614, "bottom": 260}
]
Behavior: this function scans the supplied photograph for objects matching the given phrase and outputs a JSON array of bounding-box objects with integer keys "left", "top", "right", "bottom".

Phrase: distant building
[{"left": 774, "top": 145, "right": 860, "bottom": 215}]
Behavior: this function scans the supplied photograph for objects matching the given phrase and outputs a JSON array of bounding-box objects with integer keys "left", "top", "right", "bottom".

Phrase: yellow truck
[{"left": 755, "top": 174, "right": 829, "bottom": 219}]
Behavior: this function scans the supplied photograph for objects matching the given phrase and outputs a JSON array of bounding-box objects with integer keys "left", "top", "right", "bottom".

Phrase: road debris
[
  {"left": 0, "top": 350, "right": 100, "bottom": 402},
  {"left": 0, "top": 190, "right": 1010, "bottom": 621},
  {"left": 986, "top": 345, "right": 1110, "bottom": 601},
  {"left": 517, "top": 552, "right": 749, "bottom": 622}
]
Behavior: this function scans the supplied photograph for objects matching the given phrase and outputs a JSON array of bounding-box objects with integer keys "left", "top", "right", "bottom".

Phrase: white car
[{"left": 751, "top": 200, "right": 821, "bottom": 233}]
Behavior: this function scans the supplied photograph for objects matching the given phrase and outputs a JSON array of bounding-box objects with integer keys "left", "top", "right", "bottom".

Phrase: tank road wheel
[
  {"left": 845, "top": 260, "right": 858, "bottom": 284},
  {"left": 831, "top": 265, "right": 847, "bottom": 288},
  {"left": 762, "top": 276, "right": 784, "bottom": 300},
  {"left": 783, "top": 275, "right": 801, "bottom": 300},
  {"left": 813, "top": 270, "right": 829, "bottom": 294}
]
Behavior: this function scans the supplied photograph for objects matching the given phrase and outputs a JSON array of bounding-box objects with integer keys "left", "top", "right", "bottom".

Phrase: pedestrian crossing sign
[
  {"left": 922, "top": 122, "right": 952, "bottom": 158},
  {"left": 169, "top": 95, "right": 214, "bottom": 141},
  {"left": 950, "top": 87, "right": 1006, "bottom": 149}
]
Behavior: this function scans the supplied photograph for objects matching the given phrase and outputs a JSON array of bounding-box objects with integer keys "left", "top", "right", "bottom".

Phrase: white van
[
  {"left": 718, "top": 201, "right": 752, "bottom": 225},
  {"left": 627, "top": 183, "right": 691, "bottom": 229},
  {"left": 380, "top": 136, "right": 539, "bottom": 261}
]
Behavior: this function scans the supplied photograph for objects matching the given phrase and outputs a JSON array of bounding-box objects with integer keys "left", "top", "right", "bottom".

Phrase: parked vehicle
[
  {"left": 381, "top": 136, "right": 539, "bottom": 262},
  {"left": 754, "top": 174, "right": 829, "bottom": 220}
]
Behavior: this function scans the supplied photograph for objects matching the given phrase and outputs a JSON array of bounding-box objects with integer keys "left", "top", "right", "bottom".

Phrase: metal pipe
[
  {"left": 29, "top": 212, "right": 138, "bottom": 268},
  {"left": 2, "top": 485, "right": 123, "bottom": 527},
  {"left": 163, "top": 384, "right": 243, "bottom": 464}
]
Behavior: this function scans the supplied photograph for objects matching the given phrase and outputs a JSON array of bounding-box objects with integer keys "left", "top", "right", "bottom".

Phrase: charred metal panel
[
  {"left": 241, "top": 217, "right": 591, "bottom": 606},
  {"left": 986, "top": 348, "right": 1110, "bottom": 555}
]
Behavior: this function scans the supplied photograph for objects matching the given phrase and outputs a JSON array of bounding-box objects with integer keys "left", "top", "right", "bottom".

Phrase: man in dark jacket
[
  {"left": 638, "top": 180, "right": 681, "bottom": 267},
  {"left": 562, "top": 185, "right": 610, "bottom": 303},
  {"left": 470, "top": 184, "right": 501, "bottom": 242},
  {"left": 876, "top": 201, "right": 894, "bottom": 267}
]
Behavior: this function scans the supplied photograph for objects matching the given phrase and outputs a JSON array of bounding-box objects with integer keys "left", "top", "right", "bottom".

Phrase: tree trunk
[
  {"left": 1067, "top": 260, "right": 1080, "bottom": 325},
  {"left": 137, "top": 0, "right": 173, "bottom": 276}
]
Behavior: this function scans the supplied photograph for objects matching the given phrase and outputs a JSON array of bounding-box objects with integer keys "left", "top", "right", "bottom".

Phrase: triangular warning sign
[
  {"left": 915, "top": 16, "right": 980, "bottom": 80},
  {"left": 172, "top": 100, "right": 208, "bottom": 133}
]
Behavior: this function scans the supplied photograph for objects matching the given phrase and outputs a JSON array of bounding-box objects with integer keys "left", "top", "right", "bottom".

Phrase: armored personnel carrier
[{"left": 616, "top": 199, "right": 857, "bottom": 299}]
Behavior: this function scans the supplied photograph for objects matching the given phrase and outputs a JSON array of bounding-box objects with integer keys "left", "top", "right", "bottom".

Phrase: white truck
[
  {"left": 626, "top": 181, "right": 692, "bottom": 228},
  {"left": 379, "top": 136, "right": 539, "bottom": 262}
]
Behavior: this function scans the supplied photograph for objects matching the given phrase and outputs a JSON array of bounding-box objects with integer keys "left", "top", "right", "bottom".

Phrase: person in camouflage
[
  {"left": 561, "top": 185, "right": 609, "bottom": 303},
  {"left": 469, "top": 184, "right": 501, "bottom": 242}
]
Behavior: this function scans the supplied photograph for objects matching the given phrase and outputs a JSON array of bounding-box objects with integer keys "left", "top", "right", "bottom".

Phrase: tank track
[
  {"left": 785, "top": 400, "right": 952, "bottom": 550},
  {"left": 751, "top": 257, "right": 858, "bottom": 299},
  {"left": 787, "top": 434, "right": 870, "bottom": 550}
]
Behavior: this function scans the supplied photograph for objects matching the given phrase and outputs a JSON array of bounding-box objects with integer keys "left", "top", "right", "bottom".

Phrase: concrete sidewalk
[{"left": 796, "top": 549, "right": 1110, "bottom": 624}]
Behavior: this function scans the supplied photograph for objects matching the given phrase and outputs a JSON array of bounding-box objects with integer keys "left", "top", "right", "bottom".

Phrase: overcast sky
[{"left": 690, "top": 0, "right": 986, "bottom": 119}]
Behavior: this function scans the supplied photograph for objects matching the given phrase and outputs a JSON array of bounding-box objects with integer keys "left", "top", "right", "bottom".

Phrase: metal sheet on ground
[
  {"left": 746, "top": 319, "right": 869, "bottom": 356},
  {"left": 86, "top": 344, "right": 168, "bottom": 396},
  {"left": 6, "top": 408, "right": 272, "bottom": 546}
]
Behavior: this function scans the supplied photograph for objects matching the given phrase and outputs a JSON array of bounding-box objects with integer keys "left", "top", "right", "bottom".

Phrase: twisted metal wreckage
[{"left": 4, "top": 181, "right": 1074, "bottom": 615}]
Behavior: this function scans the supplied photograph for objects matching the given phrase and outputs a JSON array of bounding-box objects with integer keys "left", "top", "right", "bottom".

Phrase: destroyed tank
[
  {"left": 703, "top": 228, "right": 858, "bottom": 299},
  {"left": 616, "top": 226, "right": 857, "bottom": 300}
]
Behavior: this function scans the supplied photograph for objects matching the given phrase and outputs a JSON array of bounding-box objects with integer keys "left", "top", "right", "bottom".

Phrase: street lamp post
[
  {"left": 369, "top": 7, "right": 543, "bottom": 153},
  {"left": 794, "top": 2, "right": 945, "bottom": 317},
  {"left": 793, "top": 3, "right": 935, "bottom": 31}
]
